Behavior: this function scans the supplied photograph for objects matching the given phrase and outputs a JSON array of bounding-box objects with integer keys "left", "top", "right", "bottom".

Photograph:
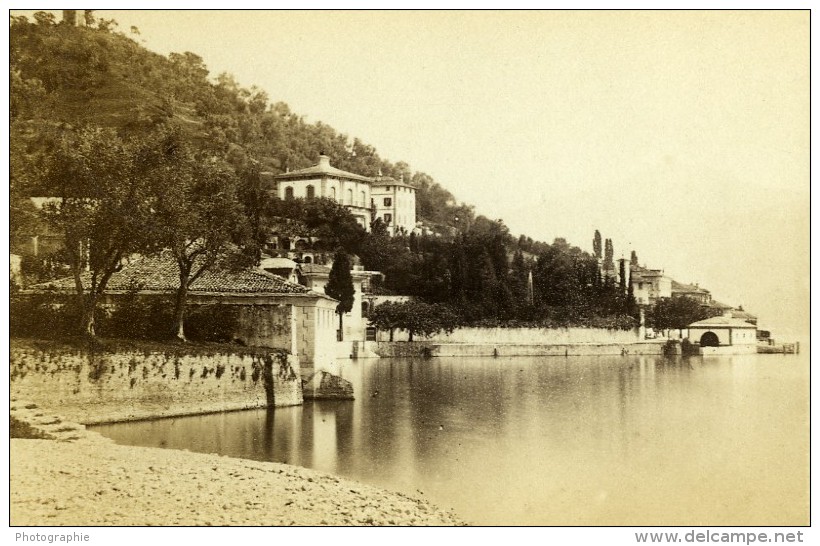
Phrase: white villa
[
  {"left": 372, "top": 173, "right": 417, "bottom": 235},
  {"left": 271, "top": 154, "right": 417, "bottom": 234}
]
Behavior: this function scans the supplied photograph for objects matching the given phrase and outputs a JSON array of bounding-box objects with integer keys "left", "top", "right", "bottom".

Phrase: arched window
[
  {"left": 329, "top": 187, "right": 336, "bottom": 200},
  {"left": 346, "top": 189, "right": 353, "bottom": 205},
  {"left": 360, "top": 191, "right": 366, "bottom": 207},
  {"left": 306, "top": 185, "right": 315, "bottom": 199},
  {"left": 284, "top": 186, "right": 294, "bottom": 200}
]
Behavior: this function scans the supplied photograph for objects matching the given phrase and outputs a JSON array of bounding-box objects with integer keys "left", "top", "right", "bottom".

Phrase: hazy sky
[{"left": 13, "top": 10, "right": 810, "bottom": 334}]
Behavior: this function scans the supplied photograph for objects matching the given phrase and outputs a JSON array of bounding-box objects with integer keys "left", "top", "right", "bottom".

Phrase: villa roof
[
  {"left": 260, "top": 257, "right": 298, "bottom": 270},
  {"left": 732, "top": 309, "right": 757, "bottom": 320},
  {"left": 632, "top": 269, "right": 664, "bottom": 277},
  {"left": 671, "top": 280, "right": 710, "bottom": 294},
  {"left": 372, "top": 175, "right": 416, "bottom": 189},
  {"left": 299, "top": 264, "right": 331, "bottom": 275},
  {"left": 26, "top": 253, "right": 324, "bottom": 297},
  {"left": 688, "top": 316, "right": 756, "bottom": 329},
  {"left": 273, "top": 155, "right": 373, "bottom": 184},
  {"left": 707, "top": 299, "right": 734, "bottom": 310}
]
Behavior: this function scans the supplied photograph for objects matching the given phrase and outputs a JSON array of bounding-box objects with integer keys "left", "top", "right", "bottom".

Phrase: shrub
[
  {"left": 101, "top": 293, "right": 175, "bottom": 341},
  {"left": 10, "top": 294, "right": 82, "bottom": 337},
  {"left": 184, "top": 304, "right": 240, "bottom": 343}
]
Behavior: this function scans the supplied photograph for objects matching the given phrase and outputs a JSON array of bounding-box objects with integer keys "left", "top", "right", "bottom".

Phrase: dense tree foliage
[
  {"left": 647, "top": 296, "right": 715, "bottom": 335},
  {"left": 359, "top": 223, "right": 638, "bottom": 329},
  {"left": 368, "top": 301, "right": 458, "bottom": 341},
  {"left": 268, "top": 197, "right": 366, "bottom": 255}
]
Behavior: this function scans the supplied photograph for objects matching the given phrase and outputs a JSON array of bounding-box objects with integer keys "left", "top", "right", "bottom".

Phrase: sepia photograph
[{"left": 7, "top": 7, "right": 810, "bottom": 536}]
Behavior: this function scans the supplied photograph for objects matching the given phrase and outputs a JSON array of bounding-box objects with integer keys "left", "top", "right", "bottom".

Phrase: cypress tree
[
  {"left": 593, "top": 230, "right": 602, "bottom": 259},
  {"left": 325, "top": 250, "right": 355, "bottom": 341}
]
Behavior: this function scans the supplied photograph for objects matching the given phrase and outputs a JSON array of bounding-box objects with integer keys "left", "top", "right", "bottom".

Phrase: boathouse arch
[{"left": 700, "top": 331, "right": 720, "bottom": 347}]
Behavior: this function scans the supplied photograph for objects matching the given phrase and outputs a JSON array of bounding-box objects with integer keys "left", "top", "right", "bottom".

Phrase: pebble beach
[{"left": 9, "top": 403, "right": 465, "bottom": 527}]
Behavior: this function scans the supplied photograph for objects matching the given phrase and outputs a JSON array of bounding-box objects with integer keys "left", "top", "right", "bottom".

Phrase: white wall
[
  {"left": 377, "top": 326, "right": 640, "bottom": 344},
  {"left": 372, "top": 184, "right": 416, "bottom": 235}
]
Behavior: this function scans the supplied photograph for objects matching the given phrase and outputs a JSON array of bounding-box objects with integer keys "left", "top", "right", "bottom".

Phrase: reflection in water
[{"left": 93, "top": 353, "right": 809, "bottom": 525}]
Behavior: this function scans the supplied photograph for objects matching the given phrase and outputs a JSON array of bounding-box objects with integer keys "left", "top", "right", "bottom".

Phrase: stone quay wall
[
  {"left": 9, "top": 339, "right": 302, "bottom": 425},
  {"left": 377, "top": 326, "right": 640, "bottom": 344},
  {"left": 375, "top": 341, "right": 664, "bottom": 358}
]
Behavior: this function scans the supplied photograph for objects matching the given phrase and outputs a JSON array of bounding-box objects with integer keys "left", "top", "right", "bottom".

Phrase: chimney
[{"left": 318, "top": 154, "right": 330, "bottom": 168}]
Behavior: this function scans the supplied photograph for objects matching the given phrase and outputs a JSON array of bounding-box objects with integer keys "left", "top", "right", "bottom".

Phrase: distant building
[
  {"left": 671, "top": 280, "right": 711, "bottom": 304},
  {"left": 371, "top": 174, "right": 417, "bottom": 236},
  {"left": 630, "top": 265, "right": 672, "bottom": 305},
  {"left": 297, "top": 263, "right": 382, "bottom": 342},
  {"left": 11, "top": 197, "right": 69, "bottom": 260},
  {"left": 732, "top": 307, "right": 758, "bottom": 326},
  {"left": 706, "top": 299, "right": 734, "bottom": 317},
  {"left": 259, "top": 255, "right": 301, "bottom": 283}
]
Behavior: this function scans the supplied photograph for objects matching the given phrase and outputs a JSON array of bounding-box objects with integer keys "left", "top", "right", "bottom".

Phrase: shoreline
[{"left": 10, "top": 404, "right": 466, "bottom": 526}]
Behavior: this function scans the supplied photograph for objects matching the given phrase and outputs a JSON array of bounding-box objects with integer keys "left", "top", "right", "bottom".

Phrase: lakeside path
[{"left": 11, "top": 438, "right": 465, "bottom": 526}]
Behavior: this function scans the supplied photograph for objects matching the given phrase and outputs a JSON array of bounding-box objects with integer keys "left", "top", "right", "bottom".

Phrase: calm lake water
[{"left": 92, "top": 352, "right": 809, "bottom": 525}]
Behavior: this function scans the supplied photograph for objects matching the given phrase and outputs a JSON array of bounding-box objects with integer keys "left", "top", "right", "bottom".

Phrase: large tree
[
  {"left": 41, "top": 126, "right": 158, "bottom": 336},
  {"left": 367, "top": 301, "right": 402, "bottom": 341},
  {"left": 368, "top": 301, "right": 458, "bottom": 342},
  {"left": 325, "top": 250, "right": 355, "bottom": 341},
  {"left": 146, "top": 129, "right": 247, "bottom": 341},
  {"left": 648, "top": 296, "right": 710, "bottom": 337}
]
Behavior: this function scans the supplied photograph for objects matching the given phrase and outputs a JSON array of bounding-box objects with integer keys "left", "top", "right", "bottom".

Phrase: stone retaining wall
[
  {"left": 377, "top": 326, "right": 640, "bottom": 344},
  {"left": 374, "top": 341, "right": 664, "bottom": 358},
  {"left": 10, "top": 339, "right": 302, "bottom": 424}
]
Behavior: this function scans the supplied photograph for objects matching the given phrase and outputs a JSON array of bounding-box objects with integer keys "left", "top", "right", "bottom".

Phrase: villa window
[
  {"left": 306, "top": 185, "right": 315, "bottom": 199},
  {"left": 284, "top": 186, "right": 294, "bottom": 200},
  {"left": 384, "top": 197, "right": 392, "bottom": 206},
  {"left": 346, "top": 189, "right": 353, "bottom": 205},
  {"left": 360, "top": 191, "right": 366, "bottom": 206},
  {"left": 329, "top": 186, "right": 336, "bottom": 200},
  {"left": 384, "top": 213, "right": 392, "bottom": 224}
]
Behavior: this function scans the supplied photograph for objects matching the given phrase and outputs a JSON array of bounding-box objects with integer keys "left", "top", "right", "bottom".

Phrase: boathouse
[{"left": 686, "top": 316, "right": 757, "bottom": 355}]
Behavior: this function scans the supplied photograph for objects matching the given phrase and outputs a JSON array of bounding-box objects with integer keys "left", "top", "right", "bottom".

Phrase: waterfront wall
[
  {"left": 376, "top": 326, "right": 640, "bottom": 344},
  {"left": 9, "top": 339, "right": 302, "bottom": 425},
  {"left": 374, "top": 341, "right": 664, "bottom": 358}
]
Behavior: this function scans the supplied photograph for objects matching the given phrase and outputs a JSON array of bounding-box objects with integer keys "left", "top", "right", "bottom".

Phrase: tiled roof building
[
  {"left": 29, "top": 253, "right": 315, "bottom": 296},
  {"left": 24, "top": 253, "right": 338, "bottom": 370}
]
